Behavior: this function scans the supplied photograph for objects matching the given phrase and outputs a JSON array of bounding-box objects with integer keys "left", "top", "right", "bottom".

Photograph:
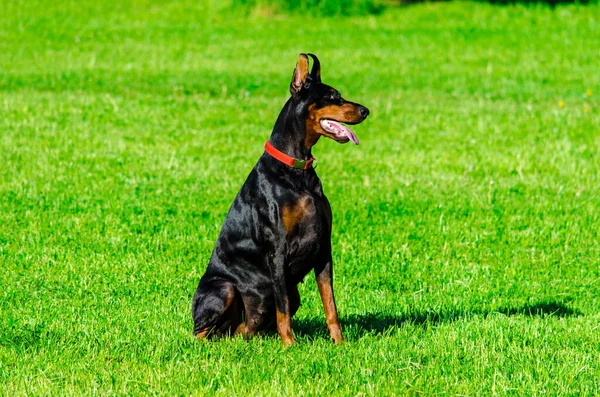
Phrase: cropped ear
[
  {"left": 290, "top": 53, "right": 310, "bottom": 96},
  {"left": 307, "top": 53, "right": 321, "bottom": 83}
]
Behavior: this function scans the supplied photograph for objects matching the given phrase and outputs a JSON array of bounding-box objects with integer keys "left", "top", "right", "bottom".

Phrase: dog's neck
[{"left": 268, "top": 98, "right": 316, "bottom": 161}]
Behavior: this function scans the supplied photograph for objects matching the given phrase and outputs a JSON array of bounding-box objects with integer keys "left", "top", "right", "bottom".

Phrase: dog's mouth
[{"left": 320, "top": 119, "right": 359, "bottom": 145}]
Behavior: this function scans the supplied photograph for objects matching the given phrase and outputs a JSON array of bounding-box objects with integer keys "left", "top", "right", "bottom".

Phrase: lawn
[{"left": 1, "top": 0, "right": 599, "bottom": 394}]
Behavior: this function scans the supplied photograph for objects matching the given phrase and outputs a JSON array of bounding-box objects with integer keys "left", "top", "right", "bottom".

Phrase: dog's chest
[{"left": 282, "top": 194, "right": 329, "bottom": 276}]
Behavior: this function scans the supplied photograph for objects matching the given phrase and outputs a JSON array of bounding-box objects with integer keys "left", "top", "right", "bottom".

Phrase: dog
[{"left": 191, "top": 53, "right": 369, "bottom": 346}]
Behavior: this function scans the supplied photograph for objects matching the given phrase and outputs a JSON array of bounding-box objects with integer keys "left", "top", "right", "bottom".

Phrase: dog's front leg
[
  {"left": 270, "top": 251, "right": 295, "bottom": 347},
  {"left": 315, "top": 260, "right": 343, "bottom": 344}
]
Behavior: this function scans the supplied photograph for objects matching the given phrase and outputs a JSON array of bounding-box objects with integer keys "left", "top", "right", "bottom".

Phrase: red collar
[{"left": 264, "top": 141, "right": 316, "bottom": 170}]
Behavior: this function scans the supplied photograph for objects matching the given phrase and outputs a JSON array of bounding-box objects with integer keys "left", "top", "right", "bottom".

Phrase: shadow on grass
[{"left": 294, "top": 301, "right": 582, "bottom": 340}]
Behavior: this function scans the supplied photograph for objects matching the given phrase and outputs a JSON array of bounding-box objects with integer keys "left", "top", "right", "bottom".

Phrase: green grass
[
  {"left": 232, "top": 0, "right": 385, "bottom": 16},
  {"left": 1, "top": 0, "right": 600, "bottom": 395}
]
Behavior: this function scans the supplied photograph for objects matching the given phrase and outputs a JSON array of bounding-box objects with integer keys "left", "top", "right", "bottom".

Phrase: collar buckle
[
  {"left": 293, "top": 158, "right": 307, "bottom": 169},
  {"left": 293, "top": 156, "right": 317, "bottom": 170}
]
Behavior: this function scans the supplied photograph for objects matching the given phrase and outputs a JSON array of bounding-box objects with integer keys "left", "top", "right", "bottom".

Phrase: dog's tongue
[
  {"left": 322, "top": 120, "right": 359, "bottom": 145},
  {"left": 341, "top": 124, "right": 359, "bottom": 145}
]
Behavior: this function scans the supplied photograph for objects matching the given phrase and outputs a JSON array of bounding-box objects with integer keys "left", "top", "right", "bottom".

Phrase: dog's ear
[
  {"left": 307, "top": 53, "right": 321, "bottom": 83},
  {"left": 290, "top": 53, "right": 310, "bottom": 96}
]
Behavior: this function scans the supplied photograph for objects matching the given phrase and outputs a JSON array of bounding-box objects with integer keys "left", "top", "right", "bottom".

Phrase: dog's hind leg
[{"left": 192, "top": 279, "right": 241, "bottom": 338}]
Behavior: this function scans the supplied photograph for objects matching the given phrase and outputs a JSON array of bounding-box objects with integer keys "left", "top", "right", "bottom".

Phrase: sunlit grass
[{"left": 1, "top": 1, "right": 599, "bottom": 395}]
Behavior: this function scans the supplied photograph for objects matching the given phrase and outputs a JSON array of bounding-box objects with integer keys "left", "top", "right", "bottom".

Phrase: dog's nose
[{"left": 359, "top": 106, "right": 370, "bottom": 118}]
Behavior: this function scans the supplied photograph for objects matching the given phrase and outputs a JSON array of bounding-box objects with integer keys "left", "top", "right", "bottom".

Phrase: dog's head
[{"left": 289, "top": 53, "right": 369, "bottom": 147}]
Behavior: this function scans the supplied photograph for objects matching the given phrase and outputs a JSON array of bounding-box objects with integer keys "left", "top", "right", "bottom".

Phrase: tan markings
[
  {"left": 243, "top": 324, "right": 254, "bottom": 340},
  {"left": 291, "top": 54, "right": 310, "bottom": 95},
  {"left": 276, "top": 304, "right": 295, "bottom": 347},
  {"left": 196, "top": 329, "right": 210, "bottom": 340},
  {"left": 282, "top": 196, "right": 313, "bottom": 234},
  {"left": 304, "top": 104, "right": 321, "bottom": 148},
  {"left": 316, "top": 273, "right": 344, "bottom": 344},
  {"left": 234, "top": 322, "right": 246, "bottom": 336},
  {"left": 224, "top": 287, "right": 235, "bottom": 308},
  {"left": 305, "top": 103, "right": 365, "bottom": 148},
  {"left": 223, "top": 292, "right": 243, "bottom": 337}
]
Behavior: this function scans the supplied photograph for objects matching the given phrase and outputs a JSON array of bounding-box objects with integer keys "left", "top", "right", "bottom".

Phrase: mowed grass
[{"left": 1, "top": 0, "right": 600, "bottom": 394}]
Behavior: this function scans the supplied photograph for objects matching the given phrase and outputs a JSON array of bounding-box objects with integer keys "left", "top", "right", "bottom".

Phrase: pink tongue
[{"left": 321, "top": 120, "right": 359, "bottom": 145}]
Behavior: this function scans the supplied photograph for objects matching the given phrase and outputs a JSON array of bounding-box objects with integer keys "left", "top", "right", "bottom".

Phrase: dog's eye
[{"left": 328, "top": 92, "right": 341, "bottom": 101}]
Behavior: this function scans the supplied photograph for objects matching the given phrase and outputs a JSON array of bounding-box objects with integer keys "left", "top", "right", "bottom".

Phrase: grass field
[{"left": 1, "top": 0, "right": 600, "bottom": 395}]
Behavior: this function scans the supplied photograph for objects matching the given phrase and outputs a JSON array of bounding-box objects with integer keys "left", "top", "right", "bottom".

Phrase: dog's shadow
[{"left": 294, "top": 301, "right": 582, "bottom": 341}]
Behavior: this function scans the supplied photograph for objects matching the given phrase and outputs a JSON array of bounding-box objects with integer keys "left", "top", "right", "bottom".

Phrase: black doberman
[{"left": 191, "top": 53, "right": 369, "bottom": 346}]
